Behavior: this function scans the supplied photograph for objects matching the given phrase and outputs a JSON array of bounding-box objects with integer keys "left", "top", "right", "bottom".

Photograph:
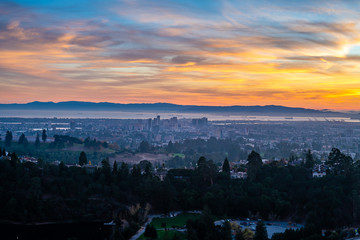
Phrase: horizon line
[{"left": 0, "top": 100, "right": 357, "bottom": 112}]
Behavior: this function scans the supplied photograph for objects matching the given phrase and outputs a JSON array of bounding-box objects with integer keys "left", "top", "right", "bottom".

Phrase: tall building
[
  {"left": 192, "top": 117, "right": 208, "bottom": 127},
  {"left": 147, "top": 118, "right": 152, "bottom": 131}
]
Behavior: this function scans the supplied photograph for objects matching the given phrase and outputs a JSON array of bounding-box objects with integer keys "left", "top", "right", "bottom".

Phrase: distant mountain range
[{"left": 0, "top": 101, "right": 352, "bottom": 117}]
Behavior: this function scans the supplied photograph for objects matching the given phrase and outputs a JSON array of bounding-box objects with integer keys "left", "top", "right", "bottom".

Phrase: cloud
[
  {"left": 0, "top": 0, "right": 360, "bottom": 110},
  {"left": 170, "top": 55, "right": 205, "bottom": 65}
]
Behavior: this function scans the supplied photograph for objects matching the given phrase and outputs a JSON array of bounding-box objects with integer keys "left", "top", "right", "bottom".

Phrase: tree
[
  {"left": 18, "top": 133, "right": 26, "bottom": 145},
  {"left": 247, "top": 151, "right": 262, "bottom": 181},
  {"left": 144, "top": 224, "right": 151, "bottom": 238},
  {"left": 18, "top": 133, "right": 28, "bottom": 148},
  {"left": 150, "top": 226, "right": 157, "bottom": 239},
  {"left": 139, "top": 140, "right": 150, "bottom": 152},
  {"left": 101, "top": 157, "right": 111, "bottom": 182},
  {"left": 144, "top": 224, "right": 157, "bottom": 239},
  {"left": 197, "top": 156, "right": 217, "bottom": 185},
  {"left": 222, "top": 221, "right": 232, "bottom": 240},
  {"left": 112, "top": 161, "right": 118, "bottom": 175},
  {"left": 243, "top": 228, "right": 254, "bottom": 240},
  {"left": 222, "top": 157, "right": 230, "bottom": 173},
  {"left": 144, "top": 163, "right": 152, "bottom": 177},
  {"left": 187, "top": 226, "right": 199, "bottom": 240},
  {"left": 113, "top": 227, "right": 125, "bottom": 240},
  {"left": 35, "top": 133, "right": 40, "bottom": 148},
  {"left": 327, "top": 148, "right": 353, "bottom": 176},
  {"left": 305, "top": 149, "right": 315, "bottom": 168},
  {"left": 167, "top": 141, "right": 174, "bottom": 153},
  {"left": 10, "top": 152, "right": 19, "bottom": 167},
  {"left": 1, "top": 148, "right": 5, "bottom": 156},
  {"left": 42, "top": 129, "right": 47, "bottom": 143},
  {"left": 119, "top": 162, "right": 129, "bottom": 178},
  {"left": 235, "top": 231, "right": 245, "bottom": 240},
  {"left": 79, "top": 151, "right": 87, "bottom": 166},
  {"left": 102, "top": 141, "right": 109, "bottom": 148},
  {"left": 37, "top": 158, "right": 44, "bottom": 167},
  {"left": 254, "top": 221, "right": 268, "bottom": 240},
  {"left": 131, "top": 164, "right": 141, "bottom": 177},
  {"left": 59, "top": 161, "right": 67, "bottom": 172},
  {"left": 5, "top": 131, "right": 13, "bottom": 147}
]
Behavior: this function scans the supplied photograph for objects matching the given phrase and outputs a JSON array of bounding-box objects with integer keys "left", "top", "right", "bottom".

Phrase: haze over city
[{"left": 1, "top": 0, "right": 360, "bottom": 110}]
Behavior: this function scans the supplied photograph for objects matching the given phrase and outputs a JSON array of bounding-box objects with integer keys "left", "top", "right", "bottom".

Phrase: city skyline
[{"left": 1, "top": 0, "right": 360, "bottom": 110}]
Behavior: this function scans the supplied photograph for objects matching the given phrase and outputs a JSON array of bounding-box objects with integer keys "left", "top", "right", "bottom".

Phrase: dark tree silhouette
[
  {"left": 10, "top": 152, "right": 19, "bottom": 167},
  {"left": 42, "top": 129, "right": 47, "bottom": 143},
  {"left": 112, "top": 161, "right": 118, "bottom": 175},
  {"left": 247, "top": 150, "right": 262, "bottom": 181},
  {"left": 197, "top": 156, "right": 217, "bottom": 185},
  {"left": 18, "top": 133, "right": 26, "bottom": 145},
  {"left": 35, "top": 133, "right": 40, "bottom": 148},
  {"left": 18, "top": 133, "right": 28, "bottom": 148},
  {"left": 254, "top": 221, "right": 268, "bottom": 240},
  {"left": 5, "top": 131, "right": 13, "bottom": 147},
  {"left": 101, "top": 158, "right": 111, "bottom": 182},
  {"left": 222, "top": 221, "right": 232, "bottom": 240},
  {"left": 305, "top": 149, "right": 315, "bottom": 168},
  {"left": 120, "top": 162, "right": 129, "bottom": 178},
  {"left": 327, "top": 148, "right": 353, "bottom": 176},
  {"left": 167, "top": 141, "right": 175, "bottom": 153},
  {"left": 144, "top": 224, "right": 157, "bottom": 239},
  {"left": 139, "top": 140, "right": 150, "bottom": 152},
  {"left": 78, "top": 151, "right": 87, "bottom": 166},
  {"left": 235, "top": 231, "right": 245, "bottom": 240},
  {"left": 131, "top": 164, "right": 141, "bottom": 177},
  {"left": 222, "top": 157, "right": 230, "bottom": 173}
]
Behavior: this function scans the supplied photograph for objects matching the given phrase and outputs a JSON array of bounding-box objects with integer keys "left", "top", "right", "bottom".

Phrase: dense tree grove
[
  {"left": 0, "top": 146, "right": 360, "bottom": 239},
  {"left": 186, "top": 212, "right": 232, "bottom": 240},
  {"left": 1, "top": 134, "right": 113, "bottom": 165},
  {"left": 49, "top": 135, "right": 83, "bottom": 149},
  {"left": 165, "top": 137, "right": 249, "bottom": 167}
]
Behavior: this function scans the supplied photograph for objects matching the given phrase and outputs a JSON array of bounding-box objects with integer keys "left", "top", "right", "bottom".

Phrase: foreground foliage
[{"left": 0, "top": 146, "right": 360, "bottom": 239}]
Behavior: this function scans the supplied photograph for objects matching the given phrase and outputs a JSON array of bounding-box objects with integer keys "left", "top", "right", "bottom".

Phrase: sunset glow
[{"left": 1, "top": 0, "right": 360, "bottom": 110}]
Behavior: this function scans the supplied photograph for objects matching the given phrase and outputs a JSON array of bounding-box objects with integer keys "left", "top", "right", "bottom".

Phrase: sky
[{"left": 1, "top": 0, "right": 360, "bottom": 110}]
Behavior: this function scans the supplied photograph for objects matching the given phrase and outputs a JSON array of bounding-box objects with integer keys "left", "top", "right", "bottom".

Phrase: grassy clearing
[
  {"left": 137, "top": 213, "right": 200, "bottom": 240},
  {"left": 172, "top": 153, "right": 185, "bottom": 159},
  {"left": 151, "top": 213, "right": 200, "bottom": 229}
]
